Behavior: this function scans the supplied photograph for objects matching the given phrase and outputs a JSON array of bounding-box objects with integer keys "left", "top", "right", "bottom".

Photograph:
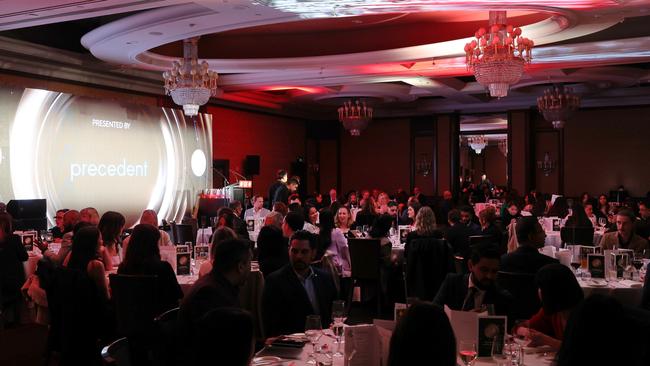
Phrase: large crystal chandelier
[
  {"left": 338, "top": 100, "right": 373, "bottom": 136},
  {"left": 464, "top": 11, "right": 534, "bottom": 98},
  {"left": 468, "top": 135, "right": 488, "bottom": 154},
  {"left": 163, "top": 37, "right": 219, "bottom": 116},
  {"left": 537, "top": 85, "right": 581, "bottom": 129}
]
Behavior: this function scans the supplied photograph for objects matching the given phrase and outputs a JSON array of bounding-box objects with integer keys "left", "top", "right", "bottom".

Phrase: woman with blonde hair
[
  {"left": 334, "top": 206, "right": 355, "bottom": 236},
  {"left": 405, "top": 207, "right": 444, "bottom": 257}
]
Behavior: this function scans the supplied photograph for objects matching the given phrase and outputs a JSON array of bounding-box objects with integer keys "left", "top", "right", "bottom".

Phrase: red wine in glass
[
  {"left": 459, "top": 350, "right": 477, "bottom": 365},
  {"left": 632, "top": 260, "right": 644, "bottom": 271}
]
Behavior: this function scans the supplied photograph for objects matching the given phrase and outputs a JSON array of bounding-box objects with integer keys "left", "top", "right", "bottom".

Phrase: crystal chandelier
[
  {"left": 498, "top": 139, "right": 508, "bottom": 156},
  {"left": 537, "top": 85, "right": 581, "bottom": 129},
  {"left": 468, "top": 135, "right": 488, "bottom": 154},
  {"left": 162, "top": 37, "right": 219, "bottom": 116},
  {"left": 464, "top": 11, "right": 534, "bottom": 98},
  {"left": 338, "top": 100, "right": 373, "bottom": 136}
]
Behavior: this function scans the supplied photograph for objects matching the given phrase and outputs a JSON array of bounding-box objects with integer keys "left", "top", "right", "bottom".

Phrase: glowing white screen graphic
[{"left": 0, "top": 87, "right": 212, "bottom": 227}]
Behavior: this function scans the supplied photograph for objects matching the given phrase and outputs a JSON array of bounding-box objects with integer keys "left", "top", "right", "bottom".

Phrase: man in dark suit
[
  {"left": 267, "top": 169, "right": 287, "bottom": 208},
  {"left": 178, "top": 239, "right": 252, "bottom": 337},
  {"left": 262, "top": 230, "right": 337, "bottom": 337},
  {"left": 445, "top": 209, "right": 480, "bottom": 259},
  {"left": 501, "top": 216, "right": 558, "bottom": 274},
  {"left": 433, "top": 244, "right": 511, "bottom": 315},
  {"left": 273, "top": 178, "right": 299, "bottom": 206}
]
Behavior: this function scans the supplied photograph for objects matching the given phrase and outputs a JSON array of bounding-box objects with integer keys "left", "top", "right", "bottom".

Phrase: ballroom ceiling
[{"left": 0, "top": 0, "right": 649, "bottom": 119}]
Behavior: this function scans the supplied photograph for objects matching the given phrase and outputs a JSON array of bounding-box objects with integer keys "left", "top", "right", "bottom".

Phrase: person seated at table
[
  {"left": 194, "top": 307, "right": 255, "bottom": 366},
  {"left": 198, "top": 227, "right": 237, "bottom": 277},
  {"left": 479, "top": 207, "right": 503, "bottom": 246},
  {"left": 599, "top": 209, "right": 649, "bottom": 257},
  {"left": 433, "top": 244, "right": 511, "bottom": 314},
  {"left": 302, "top": 204, "right": 320, "bottom": 234},
  {"left": 79, "top": 207, "right": 101, "bottom": 226},
  {"left": 262, "top": 230, "right": 337, "bottom": 337},
  {"left": 244, "top": 195, "right": 270, "bottom": 222},
  {"left": 257, "top": 222, "right": 288, "bottom": 278},
  {"left": 405, "top": 207, "right": 444, "bottom": 258},
  {"left": 123, "top": 210, "right": 172, "bottom": 257},
  {"left": 118, "top": 224, "right": 183, "bottom": 314},
  {"left": 264, "top": 211, "right": 284, "bottom": 229},
  {"left": 501, "top": 201, "right": 521, "bottom": 227},
  {"left": 388, "top": 303, "right": 456, "bottom": 366},
  {"left": 178, "top": 239, "right": 252, "bottom": 339},
  {"left": 556, "top": 295, "right": 650, "bottom": 366},
  {"left": 501, "top": 217, "right": 557, "bottom": 274},
  {"left": 459, "top": 205, "right": 481, "bottom": 232},
  {"left": 64, "top": 225, "right": 110, "bottom": 301},
  {"left": 216, "top": 207, "right": 250, "bottom": 241},
  {"left": 635, "top": 200, "right": 650, "bottom": 241},
  {"left": 400, "top": 199, "right": 421, "bottom": 227},
  {"left": 272, "top": 201, "right": 289, "bottom": 217},
  {"left": 518, "top": 263, "right": 583, "bottom": 350},
  {"left": 445, "top": 209, "right": 479, "bottom": 260},
  {"left": 282, "top": 211, "right": 305, "bottom": 242},
  {"left": 597, "top": 193, "right": 611, "bottom": 217},
  {"left": 345, "top": 191, "right": 359, "bottom": 209},
  {"left": 98, "top": 211, "right": 126, "bottom": 269},
  {"left": 318, "top": 209, "right": 351, "bottom": 276},
  {"left": 584, "top": 200, "right": 599, "bottom": 226},
  {"left": 564, "top": 204, "right": 593, "bottom": 228},
  {"left": 41, "top": 209, "right": 80, "bottom": 266},
  {"left": 335, "top": 205, "right": 355, "bottom": 236},
  {"left": 50, "top": 208, "right": 69, "bottom": 239},
  {"left": 547, "top": 196, "right": 569, "bottom": 218},
  {"left": 355, "top": 196, "right": 378, "bottom": 228},
  {"left": 0, "top": 212, "right": 29, "bottom": 326}
]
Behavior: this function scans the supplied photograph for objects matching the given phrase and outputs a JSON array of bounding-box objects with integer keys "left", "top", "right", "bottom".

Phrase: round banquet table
[
  {"left": 578, "top": 278, "right": 644, "bottom": 307},
  {"left": 544, "top": 229, "right": 604, "bottom": 249}
]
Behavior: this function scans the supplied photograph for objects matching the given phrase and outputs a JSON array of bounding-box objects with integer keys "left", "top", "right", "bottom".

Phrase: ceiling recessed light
[{"left": 149, "top": 31, "right": 163, "bottom": 36}]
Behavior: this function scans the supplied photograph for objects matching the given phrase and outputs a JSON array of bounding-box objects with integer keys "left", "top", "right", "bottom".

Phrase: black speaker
[{"left": 243, "top": 155, "right": 260, "bottom": 176}]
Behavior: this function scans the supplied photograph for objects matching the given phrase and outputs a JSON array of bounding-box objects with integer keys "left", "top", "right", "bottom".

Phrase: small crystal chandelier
[
  {"left": 464, "top": 11, "right": 534, "bottom": 98},
  {"left": 537, "top": 85, "right": 581, "bottom": 129},
  {"left": 163, "top": 37, "right": 219, "bottom": 116},
  {"left": 338, "top": 100, "right": 373, "bottom": 136},
  {"left": 468, "top": 135, "right": 488, "bottom": 154},
  {"left": 498, "top": 139, "right": 508, "bottom": 156},
  {"left": 416, "top": 153, "right": 432, "bottom": 177}
]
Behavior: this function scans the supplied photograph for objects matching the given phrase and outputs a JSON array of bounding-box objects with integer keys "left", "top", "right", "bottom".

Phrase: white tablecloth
[
  {"left": 544, "top": 229, "right": 604, "bottom": 249},
  {"left": 578, "top": 278, "right": 644, "bottom": 307}
]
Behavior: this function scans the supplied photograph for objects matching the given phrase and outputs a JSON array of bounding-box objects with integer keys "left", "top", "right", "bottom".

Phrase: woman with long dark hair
[
  {"left": 547, "top": 197, "right": 569, "bottom": 218},
  {"left": 355, "top": 196, "right": 378, "bottom": 228},
  {"left": 564, "top": 204, "right": 593, "bottom": 228},
  {"left": 98, "top": 211, "right": 126, "bottom": 269},
  {"left": 118, "top": 224, "right": 182, "bottom": 312},
  {"left": 65, "top": 226, "right": 110, "bottom": 300}
]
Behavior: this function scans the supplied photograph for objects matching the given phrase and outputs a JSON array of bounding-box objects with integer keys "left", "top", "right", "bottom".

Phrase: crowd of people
[{"left": 1, "top": 173, "right": 650, "bottom": 365}]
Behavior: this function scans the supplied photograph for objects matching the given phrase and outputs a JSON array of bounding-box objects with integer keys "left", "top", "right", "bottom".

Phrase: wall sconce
[
  {"left": 416, "top": 153, "right": 432, "bottom": 177},
  {"left": 537, "top": 152, "right": 556, "bottom": 177}
]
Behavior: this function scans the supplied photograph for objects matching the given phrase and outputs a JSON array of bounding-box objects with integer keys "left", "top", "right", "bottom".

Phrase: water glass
[
  {"left": 491, "top": 336, "right": 511, "bottom": 366},
  {"left": 331, "top": 300, "right": 347, "bottom": 357},
  {"left": 305, "top": 315, "right": 322, "bottom": 365}
]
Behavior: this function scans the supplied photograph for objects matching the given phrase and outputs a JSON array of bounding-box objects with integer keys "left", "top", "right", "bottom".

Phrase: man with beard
[
  {"left": 261, "top": 230, "right": 337, "bottom": 337},
  {"left": 433, "top": 244, "right": 511, "bottom": 316}
]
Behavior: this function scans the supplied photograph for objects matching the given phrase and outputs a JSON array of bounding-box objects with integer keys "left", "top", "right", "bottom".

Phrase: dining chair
[
  {"left": 101, "top": 337, "right": 132, "bottom": 366},
  {"left": 347, "top": 238, "right": 382, "bottom": 315},
  {"left": 561, "top": 226, "right": 595, "bottom": 246}
]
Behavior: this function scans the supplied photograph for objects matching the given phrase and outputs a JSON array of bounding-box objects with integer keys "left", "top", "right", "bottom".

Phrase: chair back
[
  {"left": 101, "top": 337, "right": 132, "bottom": 366},
  {"left": 171, "top": 223, "right": 194, "bottom": 245},
  {"left": 405, "top": 238, "right": 455, "bottom": 301},
  {"left": 151, "top": 307, "right": 179, "bottom": 366},
  {"left": 497, "top": 271, "right": 540, "bottom": 319},
  {"left": 469, "top": 235, "right": 496, "bottom": 246},
  {"left": 560, "top": 226, "right": 594, "bottom": 246},
  {"left": 109, "top": 274, "right": 159, "bottom": 337},
  {"left": 318, "top": 253, "right": 341, "bottom": 293},
  {"left": 348, "top": 238, "right": 381, "bottom": 281}
]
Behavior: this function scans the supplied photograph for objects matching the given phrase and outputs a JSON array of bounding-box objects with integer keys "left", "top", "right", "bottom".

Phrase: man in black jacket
[
  {"left": 445, "top": 209, "right": 480, "bottom": 259},
  {"left": 501, "top": 216, "right": 557, "bottom": 274},
  {"left": 433, "top": 244, "right": 511, "bottom": 315},
  {"left": 262, "top": 230, "right": 337, "bottom": 337},
  {"left": 267, "top": 169, "right": 287, "bottom": 208}
]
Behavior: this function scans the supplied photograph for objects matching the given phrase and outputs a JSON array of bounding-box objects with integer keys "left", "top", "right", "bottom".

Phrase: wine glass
[
  {"left": 491, "top": 336, "right": 510, "bottom": 366},
  {"left": 305, "top": 315, "right": 322, "bottom": 365},
  {"left": 458, "top": 340, "right": 477, "bottom": 366},
  {"left": 598, "top": 217, "right": 607, "bottom": 229},
  {"left": 513, "top": 320, "right": 531, "bottom": 347},
  {"left": 331, "top": 300, "right": 347, "bottom": 357}
]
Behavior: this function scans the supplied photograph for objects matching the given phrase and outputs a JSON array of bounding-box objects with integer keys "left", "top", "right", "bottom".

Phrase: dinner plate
[
  {"left": 252, "top": 356, "right": 282, "bottom": 365},
  {"left": 588, "top": 280, "right": 608, "bottom": 287}
]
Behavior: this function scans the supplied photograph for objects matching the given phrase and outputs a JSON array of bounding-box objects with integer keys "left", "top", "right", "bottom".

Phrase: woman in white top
[
  {"left": 97, "top": 211, "right": 126, "bottom": 270},
  {"left": 302, "top": 204, "right": 320, "bottom": 234},
  {"left": 335, "top": 206, "right": 354, "bottom": 236},
  {"left": 318, "top": 209, "right": 351, "bottom": 277}
]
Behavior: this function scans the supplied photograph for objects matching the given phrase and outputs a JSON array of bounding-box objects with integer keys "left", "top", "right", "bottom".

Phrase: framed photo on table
[
  {"left": 21, "top": 232, "right": 35, "bottom": 252},
  {"left": 477, "top": 316, "right": 507, "bottom": 357}
]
